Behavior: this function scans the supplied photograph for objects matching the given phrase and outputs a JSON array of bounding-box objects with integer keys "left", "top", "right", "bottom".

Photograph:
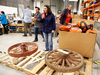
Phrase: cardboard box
[
  {"left": 73, "top": 15, "right": 79, "bottom": 19},
  {"left": 59, "top": 29, "right": 98, "bottom": 58},
  {"left": 71, "top": 14, "right": 74, "bottom": 18}
]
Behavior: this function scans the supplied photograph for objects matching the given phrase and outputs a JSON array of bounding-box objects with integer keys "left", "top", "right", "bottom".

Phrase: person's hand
[
  {"left": 41, "top": 15, "right": 44, "bottom": 19},
  {"left": 34, "top": 18, "right": 36, "bottom": 20},
  {"left": 52, "top": 30, "right": 55, "bottom": 33}
]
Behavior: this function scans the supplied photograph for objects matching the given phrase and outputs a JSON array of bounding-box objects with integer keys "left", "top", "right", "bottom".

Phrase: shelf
[
  {"left": 81, "top": 1, "right": 100, "bottom": 20},
  {"left": 87, "top": 14, "right": 100, "bottom": 16},
  {"left": 83, "top": 7, "right": 89, "bottom": 10},
  {"left": 81, "top": 0, "right": 90, "bottom": 6},
  {"left": 83, "top": 2, "right": 100, "bottom": 11},
  {"left": 84, "top": 15, "right": 87, "bottom": 16}
]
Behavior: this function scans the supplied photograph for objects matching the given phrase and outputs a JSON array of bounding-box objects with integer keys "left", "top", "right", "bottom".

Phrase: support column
[
  {"left": 73, "top": 1, "right": 77, "bottom": 12},
  {"left": 64, "top": 0, "right": 69, "bottom": 9},
  {"left": 78, "top": 0, "right": 82, "bottom": 15},
  {"left": 35, "top": 0, "right": 37, "bottom": 7},
  {"left": 17, "top": 0, "right": 19, "bottom": 16}
]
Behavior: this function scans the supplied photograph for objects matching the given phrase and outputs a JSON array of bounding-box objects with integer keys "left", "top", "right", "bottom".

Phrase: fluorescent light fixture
[{"left": 63, "top": 0, "right": 78, "bottom": 1}]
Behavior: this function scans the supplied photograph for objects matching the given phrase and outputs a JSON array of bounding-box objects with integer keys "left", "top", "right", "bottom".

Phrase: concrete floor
[{"left": 0, "top": 33, "right": 100, "bottom": 75}]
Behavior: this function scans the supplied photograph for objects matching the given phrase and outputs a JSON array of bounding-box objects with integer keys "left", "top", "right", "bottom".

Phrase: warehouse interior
[{"left": 0, "top": 0, "right": 100, "bottom": 75}]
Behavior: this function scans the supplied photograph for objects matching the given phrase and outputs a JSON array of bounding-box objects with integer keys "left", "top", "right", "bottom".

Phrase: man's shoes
[
  {"left": 43, "top": 39, "right": 45, "bottom": 42},
  {"left": 33, "top": 40, "right": 38, "bottom": 42},
  {"left": 4, "top": 33, "right": 8, "bottom": 34},
  {"left": 23, "top": 35, "right": 27, "bottom": 37}
]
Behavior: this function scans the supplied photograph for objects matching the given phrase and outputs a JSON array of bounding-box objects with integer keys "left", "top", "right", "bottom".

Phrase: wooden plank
[
  {"left": 39, "top": 66, "right": 51, "bottom": 75},
  {"left": 21, "top": 68, "right": 33, "bottom": 75},
  {"left": 53, "top": 72, "right": 59, "bottom": 75},
  {"left": 79, "top": 71, "right": 85, "bottom": 75},
  {"left": 53, "top": 72, "right": 63, "bottom": 75},
  {"left": 1, "top": 56, "right": 9, "bottom": 61},
  {"left": 63, "top": 72, "right": 74, "bottom": 75},
  {"left": 22, "top": 51, "right": 44, "bottom": 68},
  {"left": 0, "top": 54, "right": 8, "bottom": 59},
  {"left": 85, "top": 61, "right": 92, "bottom": 75},
  {"left": 16, "top": 50, "right": 41, "bottom": 67},
  {"left": 47, "top": 69, "right": 54, "bottom": 75},
  {"left": 30, "top": 60, "right": 45, "bottom": 74},
  {"left": 74, "top": 71, "right": 79, "bottom": 75}
]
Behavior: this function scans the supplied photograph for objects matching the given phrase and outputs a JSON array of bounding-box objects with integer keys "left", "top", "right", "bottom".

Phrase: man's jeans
[
  {"left": 43, "top": 32, "right": 53, "bottom": 51},
  {"left": 34, "top": 27, "right": 44, "bottom": 41}
]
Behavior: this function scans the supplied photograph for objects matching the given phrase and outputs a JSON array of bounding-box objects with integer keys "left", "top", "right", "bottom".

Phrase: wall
[
  {"left": 59, "top": 0, "right": 64, "bottom": 13},
  {"left": 40, "top": 0, "right": 50, "bottom": 13},
  {"left": 0, "top": 0, "right": 79, "bottom": 15},
  {"left": 59, "top": 1, "right": 77, "bottom": 14},
  {"left": 69, "top": 1, "right": 75, "bottom": 12},
  {"left": 50, "top": 0, "right": 60, "bottom": 14},
  {"left": 0, "top": 5, "right": 17, "bottom": 14},
  {"left": 0, "top": 5, "right": 34, "bottom": 18}
]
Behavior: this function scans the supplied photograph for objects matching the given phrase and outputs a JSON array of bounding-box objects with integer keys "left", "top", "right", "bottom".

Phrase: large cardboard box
[
  {"left": 59, "top": 29, "right": 98, "bottom": 58},
  {"left": 73, "top": 15, "right": 79, "bottom": 19}
]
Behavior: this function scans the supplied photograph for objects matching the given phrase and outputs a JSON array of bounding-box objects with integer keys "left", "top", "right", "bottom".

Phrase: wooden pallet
[{"left": 0, "top": 50, "right": 92, "bottom": 75}]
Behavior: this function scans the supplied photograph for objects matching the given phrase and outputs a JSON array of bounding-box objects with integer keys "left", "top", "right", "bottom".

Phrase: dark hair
[
  {"left": 44, "top": 5, "right": 52, "bottom": 14},
  {"left": 1, "top": 11, "right": 5, "bottom": 14},
  {"left": 27, "top": 6, "right": 30, "bottom": 8},
  {"left": 35, "top": 7, "right": 40, "bottom": 10}
]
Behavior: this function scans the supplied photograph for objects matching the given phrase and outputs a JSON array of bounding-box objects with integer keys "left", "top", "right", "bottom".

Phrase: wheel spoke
[
  {"left": 69, "top": 55, "right": 81, "bottom": 59},
  {"left": 49, "top": 58, "right": 60, "bottom": 62},
  {"left": 62, "top": 59, "right": 65, "bottom": 68},
  {"left": 55, "top": 58, "right": 62, "bottom": 66},
  {"left": 68, "top": 58, "right": 78, "bottom": 66},
  {"left": 70, "top": 53, "right": 77, "bottom": 56},
  {"left": 47, "top": 56, "right": 57, "bottom": 59},
  {"left": 69, "top": 57, "right": 81, "bottom": 62},
  {"left": 66, "top": 59, "right": 73, "bottom": 67},
  {"left": 49, "top": 54, "right": 58, "bottom": 57},
  {"left": 50, "top": 52, "right": 59, "bottom": 56}
]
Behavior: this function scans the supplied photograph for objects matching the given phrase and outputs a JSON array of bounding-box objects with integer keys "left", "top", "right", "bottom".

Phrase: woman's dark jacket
[
  {"left": 60, "top": 9, "right": 72, "bottom": 25},
  {"left": 40, "top": 13, "right": 56, "bottom": 33}
]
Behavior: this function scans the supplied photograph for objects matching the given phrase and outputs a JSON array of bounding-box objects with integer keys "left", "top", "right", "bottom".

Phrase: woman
[
  {"left": 60, "top": 5, "right": 72, "bottom": 25},
  {"left": 57, "top": 5, "right": 72, "bottom": 43},
  {"left": 0, "top": 11, "right": 8, "bottom": 34},
  {"left": 40, "top": 5, "right": 56, "bottom": 51}
]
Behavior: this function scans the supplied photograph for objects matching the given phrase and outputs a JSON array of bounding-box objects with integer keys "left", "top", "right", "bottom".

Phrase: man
[
  {"left": 23, "top": 6, "right": 32, "bottom": 36},
  {"left": 33, "top": 7, "right": 44, "bottom": 42}
]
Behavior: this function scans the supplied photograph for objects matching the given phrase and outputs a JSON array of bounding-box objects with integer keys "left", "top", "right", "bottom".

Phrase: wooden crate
[{"left": 0, "top": 50, "right": 92, "bottom": 75}]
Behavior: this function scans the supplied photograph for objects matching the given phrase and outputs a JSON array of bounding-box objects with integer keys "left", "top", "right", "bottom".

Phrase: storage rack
[{"left": 81, "top": 0, "right": 100, "bottom": 20}]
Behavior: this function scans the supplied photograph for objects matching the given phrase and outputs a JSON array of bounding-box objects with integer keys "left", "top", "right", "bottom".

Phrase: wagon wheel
[{"left": 45, "top": 49, "right": 84, "bottom": 72}]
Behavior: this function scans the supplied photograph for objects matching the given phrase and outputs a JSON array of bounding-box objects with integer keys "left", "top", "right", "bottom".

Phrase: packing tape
[
  {"left": 0, "top": 51, "right": 8, "bottom": 54},
  {"left": 93, "top": 61, "right": 100, "bottom": 64},
  {"left": 37, "top": 56, "right": 43, "bottom": 58}
]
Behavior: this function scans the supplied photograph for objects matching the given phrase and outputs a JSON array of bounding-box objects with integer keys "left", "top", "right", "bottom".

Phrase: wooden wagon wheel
[
  {"left": 45, "top": 49, "right": 84, "bottom": 72},
  {"left": 8, "top": 42, "right": 38, "bottom": 57}
]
